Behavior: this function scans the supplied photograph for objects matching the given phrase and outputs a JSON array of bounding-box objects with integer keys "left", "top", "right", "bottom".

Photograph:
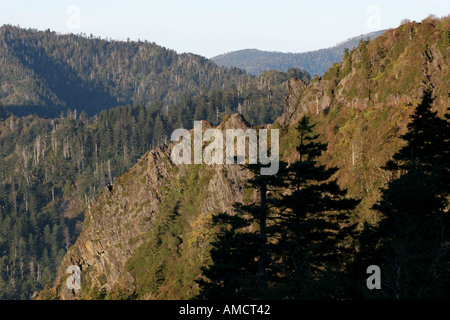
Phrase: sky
[{"left": 0, "top": 0, "right": 448, "bottom": 58}]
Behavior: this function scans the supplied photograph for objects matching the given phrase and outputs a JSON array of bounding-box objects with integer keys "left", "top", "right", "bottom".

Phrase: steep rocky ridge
[
  {"left": 276, "top": 17, "right": 449, "bottom": 222},
  {"left": 44, "top": 17, "right": 449, "bottom": 300},
  {"left": 44, "top": 114, "right": 254, "bottom": 299},
  {"left": 278, "top": 18, "right": 449, "bottom": 127}
]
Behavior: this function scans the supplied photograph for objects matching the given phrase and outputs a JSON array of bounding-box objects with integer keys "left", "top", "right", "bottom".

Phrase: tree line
[
  {"left": 197, "top": 90, "right": 450, "bottom": 299},
  {"left": 0, "top": 25, "right": 307, "bottom": 119}
]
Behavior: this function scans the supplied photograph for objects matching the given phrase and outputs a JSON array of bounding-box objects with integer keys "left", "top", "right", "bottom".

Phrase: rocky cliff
[
  {"left": 276, "top": 16, "right": 449, "bottom": 222},
  {"left": 277, "top": 17, "right": 449, "bottom": 128},
  {"left": 44, "top": 17, "right": 449, "bottom": 300},
  {"left": 45, "top": 114, "right": 254, "bottom": 299}
]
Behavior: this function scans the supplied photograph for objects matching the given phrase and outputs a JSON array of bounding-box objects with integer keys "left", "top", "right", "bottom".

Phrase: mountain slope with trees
[
  {"left": 41, "top": 16, "right": 449, "bottom": 300},
  {"left": 0, "top": 25, "right": 315, "bottom": 299},
  {"left": 212, "top": 30, "right": 386, "bottom": 76},
  {"left": 0, "top": 25, "right": 288, "bottom": 118},
  {"left": 277, "top": 15, "right": 449, "bottom": 222},
  {"left": 0, "top": 65, "right": 309, "bottom": 299}
]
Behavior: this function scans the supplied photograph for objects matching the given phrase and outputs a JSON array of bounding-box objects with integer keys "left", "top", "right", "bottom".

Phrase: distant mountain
[
  {"left": 0, "top": 25, "right": 252, "bottom": 117},
  {"left": 212, "top": 30, "right": 386, "bottom": 76}
]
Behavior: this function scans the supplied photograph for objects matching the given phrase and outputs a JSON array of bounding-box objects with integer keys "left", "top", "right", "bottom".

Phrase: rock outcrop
[
  {"left": 49, "top": 114, "right": 253, "bottom": 299},
  {"left": 276, "top": 19, "right": 449, "bottom": 128}
]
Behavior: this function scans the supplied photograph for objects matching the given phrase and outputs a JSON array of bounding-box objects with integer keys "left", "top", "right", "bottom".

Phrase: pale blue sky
[{"left": 0, "top": 0, "right": 448, "bottom": 58}]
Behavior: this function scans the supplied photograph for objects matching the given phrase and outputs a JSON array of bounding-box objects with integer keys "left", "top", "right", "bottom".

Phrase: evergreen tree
[
  {"left": 360, "top": 40, "right": 373, "bottom": 79},
  {"left": 359, "top": 89, "right": 450, "bottom": 299},
  {"left": 275, "top": 116, "right": 359, "bottom": 299},
  {"left": 193, "top": 94, "right": 207, "bottom": 121},
  {"left": 195, "top": 212, "right": 260, "bottom": 299},
  {"left": 0, "top": 104, "right": 10, "bottom": 121},
  {"left": 196, "top": 161, "right": 287, "bottom": 299},
  {"left": 198, "top": 117, "right": 358, "bottom": 300},
  {"left": 343, "top": 48, "right": 349, "bottom": 61}
]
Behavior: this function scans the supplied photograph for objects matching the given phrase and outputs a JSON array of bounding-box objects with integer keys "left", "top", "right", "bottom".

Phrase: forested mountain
[
  {"left": 1, "top": 24, "right": 285, "bottom": 118},
  {"left": 0, "top": 25, "right": 312, "bottom": 298},
  {"left": 212, "top": 30, "right": 386, "bottom": 76},
  {"left": 41, "top": 16, "right": 449, "bottom": 300},
  {"left": 277, "top": 16, "right": 449, "bottom": 221}
]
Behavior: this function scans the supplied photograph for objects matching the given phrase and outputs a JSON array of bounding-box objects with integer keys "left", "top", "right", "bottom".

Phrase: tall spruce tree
[
  {"left": 275, "top": 116, "right": 359, "bottom": 299},
  {"left": 196, "top": 162, "right": 287, "bottom": 299},
  {"left": 195, "top": 212, "right": 260, "bottom": 299},
  {"left": 197, "top": 117, "right": 359, "bottom": 299},
  {"left": 359, "top": 89, "right": 450, "bottom": 299}
]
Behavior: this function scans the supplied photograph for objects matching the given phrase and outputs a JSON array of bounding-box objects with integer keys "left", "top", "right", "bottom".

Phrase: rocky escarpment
[
  {"left": 45, "top": 114, "right": 254, "bottom": 299},
  {"left": 277, "top": 18, "right": 449, "bottom": 128},
  {"left": 275, "top": 17, "right": 449, "bottom": 223}
]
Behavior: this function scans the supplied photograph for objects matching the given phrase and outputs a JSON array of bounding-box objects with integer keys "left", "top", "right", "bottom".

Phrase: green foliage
[
  {"left": 195, "top": 213, "right": 262, "bottom": 299},
  {"left": 360, "top": 40, "right": 373, "bottom": 79},
  {"left": 273, "top": 117, "right": 359, "bottom": 298},
  {"left": 125, "top": 165, "right": 216, "bottom": 299},
  {"left": 0, "top": 27, "right": 309, "bottom": 300},
  {"left": 322, "top": 63, "right": 340, "bottom": 81},
  {"left": 0, "top": 25, "right": 245, "bottom": 117},
  {"left": 198, "top": 117, "right": 359, "bottom": 299},
  {"left": 197, "top": 160, "right": 288, "bottom": 299},
  {"left": 335, "top": 18, "right": 450, "bottom": 107},
  {"left": 0, "top": 25, "right": 299, "bottom": 125},
  {"left": 0, "top": 60, "right": 297, "bottom": 299},
  {"left": 1, "top": 17, "right": 449, "bottom": 301},
  {"left": 354, "top": 90, "right": 450, "bottom": 299}
]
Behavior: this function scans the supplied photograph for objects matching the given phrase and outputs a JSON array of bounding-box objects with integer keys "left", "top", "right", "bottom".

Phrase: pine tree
[
  {"left": 343, "top": 47, "right": 349, "bottom": 61},
  {"left": 195, "top": 212, "right": 260, "bottom": 299},
  {"left": 197, "top": 117, "right": 358, "bottom": 299},
  {"left": 0, "top": 104, "right": 10, "bottom": 121},
  {"left": 275, "top": 116, "right": 359, "bottom": 299},
  {"left": 196, "top": 162, "right": 287, "bottom": 299},
  {"left": 360, "top": 40, "right": 373, "bottom": 79},
  {"left": 364, "top": 89, "right": 450, "bottom": 299}
]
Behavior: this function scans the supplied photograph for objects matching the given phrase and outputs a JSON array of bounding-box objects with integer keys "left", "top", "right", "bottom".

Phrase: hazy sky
[{"left": 0, "top": 0, "right": 448, "bottom": 58}]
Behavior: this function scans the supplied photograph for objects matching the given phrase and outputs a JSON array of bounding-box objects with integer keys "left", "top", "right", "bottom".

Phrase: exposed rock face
[
  {"left": 276, "top": 21, "right": 449, "bottom": 127},
  {"left": 277, "top": 77, "right": 308, "bottom": 126},
  {"left": 56, "top": 146, "right": 171, "bottom": 299},
  {"left": 48, "top": 19, "right": 449, "bottom": 300},
  {"left": 51, "top": 114, "right": 253, "bottom": 299}
]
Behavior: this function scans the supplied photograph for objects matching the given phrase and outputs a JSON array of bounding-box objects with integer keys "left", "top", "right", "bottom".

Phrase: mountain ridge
[
  {"left": 41, "top": 16, "right": 449, "bottom": 299},
  {"left": 275, "top": 15, "right": 449, "bottom": 222},
  {"left": 43, "top": 114, "right": 254, "bottom": 299},
  {"left": 0, "top": 25, "right": 250, "bottom": 117},
  {"left": 212, "top": 30, "right": 386, "bottom": 76}
]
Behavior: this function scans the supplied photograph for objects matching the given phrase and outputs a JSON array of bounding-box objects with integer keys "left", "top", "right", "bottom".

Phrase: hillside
[
  {"left": 0, "top": 25, "right": 251, "bottom": 117},
  {"left": 42, "top": 17, "right": 449, "bottom": 300},
  {"left": 212, "top": 30, "right": 386, "bottom": 76},
  {"left": 45, "top": 114, "right": 254, "bottom": 300},
  {"left": 277, "top": 16, "right": 449, "bottom": 221},
  {"left": 0, "top": 26, "right": 315, "bottom": 299},
  {"left": 0, "top": 67, "right": 310, "bottom": 299}
]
